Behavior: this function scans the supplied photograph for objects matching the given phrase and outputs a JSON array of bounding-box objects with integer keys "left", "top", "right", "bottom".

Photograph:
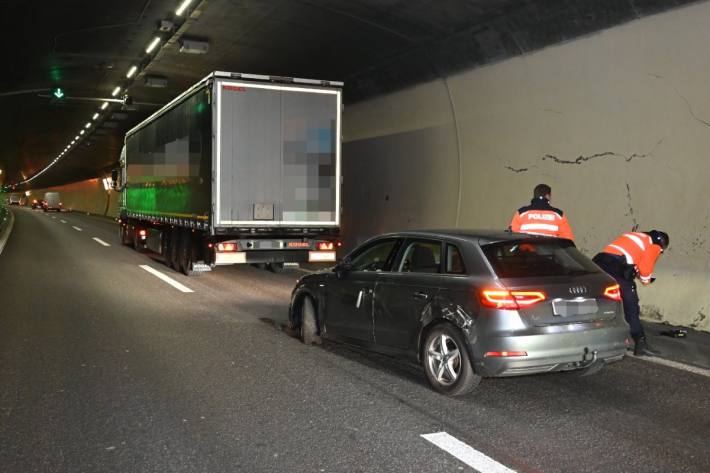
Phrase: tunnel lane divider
[
  {"left": 421, "top": 432, "right": 516, "bottom": 473},
  {"left": 72, "top": 226, "right": 82, "bottom": 232},
  {"left": 139, "top": 265, "right": 194, "bottom": 293},
  {"left": 92, "top": 237, "right": 111, "bottom": 247}
]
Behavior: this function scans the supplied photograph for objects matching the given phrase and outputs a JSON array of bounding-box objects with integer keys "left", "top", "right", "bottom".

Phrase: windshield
[{"left": 481, "top": 239, "right": 600, "bottom": 278}]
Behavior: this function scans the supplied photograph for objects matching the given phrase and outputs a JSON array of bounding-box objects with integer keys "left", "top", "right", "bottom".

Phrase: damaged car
[{"left": 289, "top": 230, "right": 629, "bottom": 396}]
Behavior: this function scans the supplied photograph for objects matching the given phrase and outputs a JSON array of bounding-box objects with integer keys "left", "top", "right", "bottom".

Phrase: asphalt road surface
[{"left": 1, "top": 207, "right": 709, "bottom": 473}]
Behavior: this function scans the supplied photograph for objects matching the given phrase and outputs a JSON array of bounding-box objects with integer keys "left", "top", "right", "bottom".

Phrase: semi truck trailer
[{"left": 114, "top": 71, "right": 342, "bottom": 275}]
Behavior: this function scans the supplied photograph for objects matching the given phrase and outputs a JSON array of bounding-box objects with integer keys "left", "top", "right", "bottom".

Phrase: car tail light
[
  {"left": 317, "top": 241, "right": 334, "bottom": 251},
  {"left": 138, "top": 229, "right": 147, "bottom": 237},
  {"left": 484, "top": 351, "right": 528, "bottom": 357},
  {"left": 480, "top": 289, "right": 546, "bottom": 310},
  {"left": 217, "top": 242, "right": 237, "bottom": 252},
  {"left": 603, "top": 284, "right": 621, "bottom": 301}
]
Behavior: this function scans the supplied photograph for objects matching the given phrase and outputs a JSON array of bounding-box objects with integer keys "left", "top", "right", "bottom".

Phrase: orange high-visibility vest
[
  {"left": 510, "top": 204, "right": 574, "bottom": 240},
  {"left": 602, "top": 232, "right": 662, "bottom": 283}
]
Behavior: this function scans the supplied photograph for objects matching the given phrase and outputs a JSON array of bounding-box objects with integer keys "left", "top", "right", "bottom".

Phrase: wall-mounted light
[
  {"left": 145, "top": 37, "right": 161, "bottom": 54},
  {"left": 176, "top": 0, "right": 194, "bottom": 16}
]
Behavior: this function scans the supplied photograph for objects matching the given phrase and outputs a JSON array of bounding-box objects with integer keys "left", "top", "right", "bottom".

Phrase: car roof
[{"left": 377, "top": 229, "right": 544, "bottom": 245}]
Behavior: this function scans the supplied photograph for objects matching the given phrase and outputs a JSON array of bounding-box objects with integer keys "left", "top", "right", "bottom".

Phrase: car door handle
[{"left": 413, "top": 291, "right": 429, "bottom": 300}]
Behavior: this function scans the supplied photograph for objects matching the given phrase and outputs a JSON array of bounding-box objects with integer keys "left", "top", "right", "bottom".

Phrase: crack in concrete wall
[
  {"left": 625, "top": 182, "right": 639, "bottom": 231},
  {"left": 504, "top": 166, "right": 529, "bottom": 173},
  {"left": 691, "top": 310, "right": 707, "bottom": 329}
]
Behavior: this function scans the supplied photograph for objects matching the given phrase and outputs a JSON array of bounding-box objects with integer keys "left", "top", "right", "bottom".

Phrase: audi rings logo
[{"left": 569, "top": 285, "right": 588, "bottom": 295}]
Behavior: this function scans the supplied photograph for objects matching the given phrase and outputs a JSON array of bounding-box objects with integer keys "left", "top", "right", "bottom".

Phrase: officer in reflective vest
[
  {"left": 510, "top": 184, "right": 574, "bottom": 239},
  {"left": 592, "top": 230, "right": 669, "bottom": 356}
]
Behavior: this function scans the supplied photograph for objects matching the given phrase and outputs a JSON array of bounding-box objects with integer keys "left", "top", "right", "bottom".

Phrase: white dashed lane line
[
  {"left": 51, "top": 216, "right": 56, "bottom": 219},
  {"left": 92, "top": 237, "right": 110, "bottom": 247},
  {"left": 60, "top": 219, "right": 67, "bottom": 224},
  {"left": 421, "top": 432, "right": 517, "bottom": 473},
  {"left": 72, "top": 226, "right": 82, "bottom": 232},
  {"left": 139, "top": 265, "right": 194, "bottom": 293}
]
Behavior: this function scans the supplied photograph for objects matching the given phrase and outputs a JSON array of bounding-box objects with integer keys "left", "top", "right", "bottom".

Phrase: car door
[
  {"left": 374, "top": 239, "right": 443, "bottom": 351},
  {"left": 324, "top": 238, "right": 402, "bottom": 343}
]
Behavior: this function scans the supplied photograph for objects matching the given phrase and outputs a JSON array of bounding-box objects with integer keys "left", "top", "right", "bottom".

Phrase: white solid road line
[
  {"left": 629, "top": 353, "right": 710, "bottom": 378},
  {"left": 72, "top": 226, "right": 82, "bottom": 231},
  {"left": 139, "top": 265, "right": 194, "bottom": 293},
  {"left": 422, "top": 432, "right": 516, "bottom": 473},
  {"left": 92, "top": 237, "right": 110, "bottom": 247}
]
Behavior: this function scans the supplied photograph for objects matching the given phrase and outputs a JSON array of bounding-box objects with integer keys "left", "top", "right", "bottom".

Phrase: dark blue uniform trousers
[{"left": 593, "top": 254, "right": 644, "bottom": 339}]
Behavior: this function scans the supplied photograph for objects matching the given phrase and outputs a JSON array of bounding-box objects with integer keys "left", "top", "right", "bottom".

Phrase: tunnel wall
[
  {"left": 32, "top": 179, "right": 118, "bottom": 218},
  {"left": 342, "top": 2, "right": 710, "bottom": 331}
]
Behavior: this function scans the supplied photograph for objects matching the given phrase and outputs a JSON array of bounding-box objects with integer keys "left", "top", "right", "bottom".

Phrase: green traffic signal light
[{"left": 52, "top": 87, "right": 65, "bottom": 99}]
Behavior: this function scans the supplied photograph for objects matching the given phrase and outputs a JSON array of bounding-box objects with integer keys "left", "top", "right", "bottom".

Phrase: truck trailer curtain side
[{"left": 118, "top": 72, "right": 342, "bottom": 275}]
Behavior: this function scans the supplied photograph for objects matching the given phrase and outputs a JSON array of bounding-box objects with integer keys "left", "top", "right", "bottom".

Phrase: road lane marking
[
  {"left": 51, "top": 216, "right": 56, "bottom": 219},
  {"left": 60, "top": 219, "right": 67, "bottom": 223},
  {"left": 72, "top": 226, "right": 82, "bottom": 232},
  {"left": 629, "top": 353, "right": 710, "bottom": 378},
  {"left": 139, "top": 265, "right": 194, "bottom": 293},
  {"left": 92, "top": 237, "right": 110, "bottom": 247},
  {"left": 421, "top": 432, "right": 516, "bottom": 473}
]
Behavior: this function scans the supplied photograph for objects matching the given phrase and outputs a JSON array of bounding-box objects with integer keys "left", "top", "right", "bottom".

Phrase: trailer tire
[
  {"left": 120, "top": 225, "right": 131, "bottom": 246},
  {"left": 179, "top": 230, "right": 200, "bottom": 277},
  {"left": 168, "top": 228, "right": 180, "bottom": 270},
  {"left": 132, "top": 229, "right": 144, "bottom": 252}
]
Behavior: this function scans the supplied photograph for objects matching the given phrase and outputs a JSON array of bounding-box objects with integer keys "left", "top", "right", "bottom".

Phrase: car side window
[
  {"left": 398, "top": 240, "right": 442, "bottom": 273},
  {"left": 350, "top": 240, "right": 399, "bottom": 272},
  {"left": 446, "top": 244, "right": 466, "bottom": 274}
]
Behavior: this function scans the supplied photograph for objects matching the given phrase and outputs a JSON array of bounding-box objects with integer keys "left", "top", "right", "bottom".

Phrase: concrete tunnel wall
[
  {"left": 32, "top": 178, "right": 119, "bottom": 218},
  {"left": 27, "top": 2, "right": 709, "bottom": 331},
  {"left": 341, "top": 1, "right": 710, "bottom": 332}
]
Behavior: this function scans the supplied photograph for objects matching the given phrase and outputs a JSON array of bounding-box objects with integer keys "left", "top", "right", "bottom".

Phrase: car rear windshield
[{"left": 481, "top": 239, "right": 600, "bottom": 278}]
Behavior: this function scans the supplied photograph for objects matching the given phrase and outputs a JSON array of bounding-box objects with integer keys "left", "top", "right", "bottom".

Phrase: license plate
[{"left": 552, "top": 298, "right": 598, "bottom": 317}]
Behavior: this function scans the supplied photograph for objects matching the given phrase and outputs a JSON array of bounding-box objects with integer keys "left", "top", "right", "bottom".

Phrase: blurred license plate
[{"left": 552, "top": 298, "right": 598, "bottom": 317}]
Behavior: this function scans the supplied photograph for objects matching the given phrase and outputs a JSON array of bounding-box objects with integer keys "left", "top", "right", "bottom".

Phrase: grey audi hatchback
[{"left": 289, "top": 230, "right": 629, "bottom": 396}]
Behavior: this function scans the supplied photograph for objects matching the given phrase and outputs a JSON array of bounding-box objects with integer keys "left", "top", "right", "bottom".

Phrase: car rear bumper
[{"left": 470, "top": 324, "right": 629, "bottom": 377}]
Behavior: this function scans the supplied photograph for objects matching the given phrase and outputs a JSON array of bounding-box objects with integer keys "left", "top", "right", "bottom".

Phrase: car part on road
[
  {"left": 660, "top": 329, "right": 687, "bottom": 338},
  {"left": 423, "top": 324, "right": 481, "bottom": 396}
]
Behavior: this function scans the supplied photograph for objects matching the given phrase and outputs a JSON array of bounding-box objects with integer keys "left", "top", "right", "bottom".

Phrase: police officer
[
  {"left": 593, "top": 230, "right": 669, "bottom": 356},
  {"left": 510, "top": 184, "right": 574, "bottom": 239}
]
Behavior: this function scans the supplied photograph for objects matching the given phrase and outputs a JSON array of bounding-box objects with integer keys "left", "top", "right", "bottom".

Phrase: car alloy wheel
[
  {"left": 422, "top": 324, "right": 481, "bottom": 396},
  {"left": 426, "top": 333, "right": 462, "bottom": 386}
]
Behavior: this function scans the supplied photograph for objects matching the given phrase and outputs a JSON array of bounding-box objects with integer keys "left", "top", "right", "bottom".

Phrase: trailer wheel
[
  {"left": 168, "top": 228, "right": 180, "bottom": 270},
  {"left": 132, "top": 229, "right": 144, "bottom": 252},
  {"left": 179, "top": 230, "right": 200, "bottom": 277},
  {"left": 119, "top": 225, "right": 131, "bottom": 246}
]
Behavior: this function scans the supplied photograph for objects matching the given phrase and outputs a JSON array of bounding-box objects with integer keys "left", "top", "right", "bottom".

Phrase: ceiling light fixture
[
  {"left": 85, "top": 122, "right": 92, "bottom": 129},
  {"left": 111, "top": 86, "right": 121, "bottom": 97},
  {"left": 80, "top": 130, "right": 85, "bottom": 135},
  {"left": 175, "top": 0, "right": 194, "bottom": 16},
  {"left": 126, "top": 65, "right": 138, "bottom": 78},
  {"left": 92, "top": 113, "right": 99, "bottom": 120},
  {"left": 145, "top": 36, "right": 161, "bottom": 54},
  {"left": 101, "top": 101, "right": 109, "bottom": 110}
]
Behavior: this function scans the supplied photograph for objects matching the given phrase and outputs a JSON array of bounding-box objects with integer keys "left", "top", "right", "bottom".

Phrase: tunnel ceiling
[{"left": 0, "top": 0, "right": 702, "bottom": 190}]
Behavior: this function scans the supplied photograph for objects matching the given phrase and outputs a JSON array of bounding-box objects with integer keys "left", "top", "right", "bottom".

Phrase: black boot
[{"left": 634, "top": 336, "right": 661, "bottom": 357}]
